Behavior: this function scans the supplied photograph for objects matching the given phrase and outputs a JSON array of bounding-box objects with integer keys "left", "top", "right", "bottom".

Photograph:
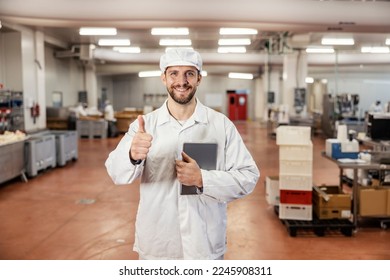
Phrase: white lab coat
[
  {"left": 369, "top": 103, "right": 383, "bottom": 113},
  {"left": 104, "top": 103, "right": 115, "bottom": 121},
  {"left": 105, "top": 99, "right": 259, "bottom": 259}
]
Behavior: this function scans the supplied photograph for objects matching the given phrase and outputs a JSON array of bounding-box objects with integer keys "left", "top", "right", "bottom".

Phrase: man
[
  {"left": 105, "top": 48, "right": 259, "bottom": 260},
  {"left": 104, "top": 99, "right": 115, "bottom": 122},
  {"left": 104, "top": 99, "right": 118, "bottom": 137},
  {"left": 369, "top": 100, "right": 384, "bottom": 113}
]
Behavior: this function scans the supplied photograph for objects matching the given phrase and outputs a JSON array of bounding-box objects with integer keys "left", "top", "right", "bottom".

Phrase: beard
[{"left": 167, "top": 84, "right": 197, "bottom": 105}]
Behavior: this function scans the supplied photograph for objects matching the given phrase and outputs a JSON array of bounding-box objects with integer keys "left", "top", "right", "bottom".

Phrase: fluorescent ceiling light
[
  {"left": 228, "top": 72, "right": 253, "bottom": 80},
  {"left": 165, "top": 47, "right": 193, "bottom": 52},
  {"left": 159, "top": 39, "right": 192, "bottom": 46},
  {"left": 113, "top": 47, "right": 141, "bottom": 53},
  {"left": 218, "top": 38, "right": 251, "bottom": 45},
  {"left": 361, "top": 46, "right": 390, "bottom": 54},
  {"left": 306, "top": 47, "right": 334, "bottom": 53},
  {"left": 385, "top": 38, "right": 390, "bottom": 45},
  {"left": 151, "top": 28, "right": 189, "bottom": 35},
  {"left": 321, "top": 38, "right": 355, "bottom": 45},
  {"left": 98, "top": 39, "right": 130, "bottom": 46},
  {"left": 218, "top": 47, "right": 246, "bottom": 53},
  {"left": 219, "top": 28, "right": 258, "bottom": 35},
  {"left": 363, "top": 79, "right": 390, "bottom": 85},
  {"left": 305, "top": 77, "right": 314, "bottom": 84},
  {"left": 79, "top": 27, "right": 117, "bottom": 36},
  {"left": 138, "top": 71, "right": 162, "bottom": 77}
]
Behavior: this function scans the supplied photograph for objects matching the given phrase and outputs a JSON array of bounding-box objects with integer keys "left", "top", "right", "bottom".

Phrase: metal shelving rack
[{"left": 0, "top": 90, "right": 24, "bottom": 132}]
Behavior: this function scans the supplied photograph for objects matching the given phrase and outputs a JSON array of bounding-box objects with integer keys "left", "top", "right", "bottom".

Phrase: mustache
[{"left": 173, "top": 84, "right": 191, "bottom": 88}]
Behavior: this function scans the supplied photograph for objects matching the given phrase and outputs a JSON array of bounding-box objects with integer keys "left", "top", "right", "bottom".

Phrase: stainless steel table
[{"left": 322, "top": 152, "right": 390, "bottom": 228}]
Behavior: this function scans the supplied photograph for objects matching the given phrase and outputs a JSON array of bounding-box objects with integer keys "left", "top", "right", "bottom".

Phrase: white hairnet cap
[{"left": 160, "top": 48, "right": 202, "bottom": 72}]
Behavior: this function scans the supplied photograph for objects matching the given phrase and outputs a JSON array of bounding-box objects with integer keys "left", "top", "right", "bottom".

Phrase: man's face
[{"left": 161, "top": 66, "right": 202, "bottom": 105}]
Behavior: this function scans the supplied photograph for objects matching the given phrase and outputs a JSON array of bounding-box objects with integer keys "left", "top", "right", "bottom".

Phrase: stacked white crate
[
  {"left": 276, "top": 126, "right": 313, "bottom": 221},
  {"left": 265, "top": 175, "right": 280, "bottom": 206}
]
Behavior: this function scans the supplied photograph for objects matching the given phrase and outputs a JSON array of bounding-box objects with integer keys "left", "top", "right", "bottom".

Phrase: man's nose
[{"left": 177, "top": 73, "right": 189, "bottom": 84}]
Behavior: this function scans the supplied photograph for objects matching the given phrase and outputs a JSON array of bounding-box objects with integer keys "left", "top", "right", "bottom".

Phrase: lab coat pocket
[{"left": 202, "top": 197, "right": 227, "bottom": 254}]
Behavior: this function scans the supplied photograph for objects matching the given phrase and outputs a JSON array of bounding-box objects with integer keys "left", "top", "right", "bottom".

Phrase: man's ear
[
  {"left": 197, "top": 73, "right": 202, "bottom": 85},
  {"left": 161, "top": 72, "right": 166, "bottom": 84}
]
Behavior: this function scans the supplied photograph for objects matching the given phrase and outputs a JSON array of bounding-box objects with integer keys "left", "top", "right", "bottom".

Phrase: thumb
[{"left": 137, "top": 115, "right": 146, "bottom": 133}]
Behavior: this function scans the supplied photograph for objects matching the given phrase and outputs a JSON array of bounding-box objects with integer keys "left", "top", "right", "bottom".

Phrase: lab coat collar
[
  {"left": 156, "top": 98, "right": 208, "bottom": 126},
  {"left": 156, "top": 101, "right": 171, "bottom": 126}
]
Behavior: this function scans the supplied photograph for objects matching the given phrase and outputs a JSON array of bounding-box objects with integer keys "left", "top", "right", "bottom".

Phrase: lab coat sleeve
[
  {"left": 201, "top": 121, "right": 260, "bottom": 202},
  {"left": 105, "top": 121, "right": 144, "bottom": 185}
]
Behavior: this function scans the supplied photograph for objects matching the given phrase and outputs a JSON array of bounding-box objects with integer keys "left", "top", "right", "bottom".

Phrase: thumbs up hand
[
  {"left": 175, "top": 152, "right": 203, "bottom": 188},
  {"left": 137, "top": 114, "right": 146, "bottom": 133},
  {"left": 130, "top": 115, "right": 153, "bottom": 161}
]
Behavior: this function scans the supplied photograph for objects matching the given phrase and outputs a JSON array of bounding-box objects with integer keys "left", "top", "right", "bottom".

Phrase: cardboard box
[
  {"left": 359, "top": 187, "right": 388, "bottom": 217},
  {"left": 313, "top": 185, "right": 351, "bottom": 219},
  {"left": 387, "top": 190, "right": 390, "bottom": 216},
  {"left": 265, "top": 176, "right": 280, "bottom": 206}
]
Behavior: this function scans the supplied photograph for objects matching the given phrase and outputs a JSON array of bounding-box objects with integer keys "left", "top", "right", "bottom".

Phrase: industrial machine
[
  {"left": 367, "top": 113, "right": 390, "bottom": 141},
  {"left": 335, "top": 93, "right": 360, "bottom": 119}
]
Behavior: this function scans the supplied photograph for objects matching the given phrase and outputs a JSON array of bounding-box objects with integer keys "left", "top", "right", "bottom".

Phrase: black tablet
[{"left": 181, "top": 142, "right": 217, "bottom": 195}]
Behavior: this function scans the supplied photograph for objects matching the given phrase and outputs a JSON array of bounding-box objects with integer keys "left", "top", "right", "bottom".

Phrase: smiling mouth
[{"left": 174, "top": 86, "right": 190, "bottom": 93}]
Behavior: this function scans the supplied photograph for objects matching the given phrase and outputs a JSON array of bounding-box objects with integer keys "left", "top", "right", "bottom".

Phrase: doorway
[{"left": 227, "top": 90, "right": 248, "bottom": 121}]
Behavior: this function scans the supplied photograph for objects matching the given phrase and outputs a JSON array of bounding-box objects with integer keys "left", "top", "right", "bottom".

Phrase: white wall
[
  {"left": 97, "top": 75, "right": 114, "bottom": 104},
  {"left": 1, "top": 26, "right": 85, "bottom": 132},
  {"left": 44, "top": 45, "right": 84, "bottom": 107},
  {"left": 0, "top": 32, "right": 23, "bottom": 90},
  {"left": 200, "top": 75, "right": 257, "bottom": 118},
  {"left": 312, "top": 72, "right": 390, "bottom": 114},
  {"left": 21, "top": 28, "right": 39, "bottom": 131},
  {"left": 1, "top": 29, "right": 47, "bottom": 132}
]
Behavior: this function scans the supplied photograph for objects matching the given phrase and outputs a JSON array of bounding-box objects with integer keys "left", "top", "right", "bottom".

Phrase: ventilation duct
[{"left": 54, "top": 44, "right": 93, "bottom": 60}]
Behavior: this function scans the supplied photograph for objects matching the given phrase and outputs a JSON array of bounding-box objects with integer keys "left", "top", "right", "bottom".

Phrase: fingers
[
  {"left": 131, "top": 137, "right": 152, "bottom": 161},
  {"left": 130, "top": 116, "right": 152, "bottom": 161},
  {"left": 175, "top": 155, "right": 202, "bottom": 187},
  {"left": 137, "top": 115, "right": 146, "bottom": 133},
  {"left": 181, "top": 151, "right": 194, "bottom": 163}
]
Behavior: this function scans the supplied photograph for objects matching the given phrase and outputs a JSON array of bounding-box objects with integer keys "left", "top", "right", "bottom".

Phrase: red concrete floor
[{"left": 0, "top": 121, "right": 389, "bottom": 260}]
